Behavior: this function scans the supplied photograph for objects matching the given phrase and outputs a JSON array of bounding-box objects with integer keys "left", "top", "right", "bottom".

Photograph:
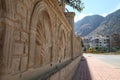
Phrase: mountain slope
[
  {"left": 89, "top": 9, "right": 120, "bottom": 36},
  {"left": 75, "top": 15, "right": 105, "bottom": 36}
]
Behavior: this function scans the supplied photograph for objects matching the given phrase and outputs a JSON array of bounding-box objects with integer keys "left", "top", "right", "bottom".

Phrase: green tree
[
  {"left": 65, "top": 0, "right": 84, "bottom": 12},
  {"left": 95, "top": 46, "right": 99, "bottom": 50},
  {"left": 81, "top": 40, "right": 84, "bottom": 47}
]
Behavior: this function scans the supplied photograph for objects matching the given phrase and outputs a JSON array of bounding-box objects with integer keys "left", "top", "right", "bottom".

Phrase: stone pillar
[
  {"left": 65, "top": 12, "right": 75, "bottom": 59},
  {"left": 64, "top": 12, "right": 75, "bottom": 30}
]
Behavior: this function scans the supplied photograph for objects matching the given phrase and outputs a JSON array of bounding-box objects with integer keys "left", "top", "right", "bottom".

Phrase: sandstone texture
[{"left": 0, "top": 0, "right": 82, "bottom": 80}]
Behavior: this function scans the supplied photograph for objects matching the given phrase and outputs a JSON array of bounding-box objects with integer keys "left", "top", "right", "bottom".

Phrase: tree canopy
[{"left": 65, "top": 0, "right": 84, "bottom": 12}]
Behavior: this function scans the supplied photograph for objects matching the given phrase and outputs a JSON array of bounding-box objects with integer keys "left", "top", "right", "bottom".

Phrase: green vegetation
[
  {"left": 113, "top": 47, "right": 120, "bottom": 54},
  {"left": 65, "top": 0, "right": 84, "bottom": 12},
  {"left": 111, "top": 47, "right": 120, "bottom": 52},
  {"left": 115, "top": 49, "right": 120, "bottom": 54},
  {"left": 93, "top": 46, "right": 103, "bottom": 53},
  {"left": 92, "top": 47, "right": 120, "bottom": 54},
  {"left": 81, "top": 40, "right": 84, "bottom": 47}
]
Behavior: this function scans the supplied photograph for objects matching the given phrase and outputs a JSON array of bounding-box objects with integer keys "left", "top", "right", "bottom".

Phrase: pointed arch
[
  {"left": 29, "top": 1, "right": 52, "bottom": 67},
  {"left": 58, "top": 27, "right": 66, "bottom": 62}
]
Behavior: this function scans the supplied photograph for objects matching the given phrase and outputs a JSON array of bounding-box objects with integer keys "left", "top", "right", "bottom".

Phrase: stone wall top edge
[
  {"left": 46, "top": 0, "right": 72, "bottom": 31},
  {"left": 64, "top": 12, "right": 75, "bottom": 17}
]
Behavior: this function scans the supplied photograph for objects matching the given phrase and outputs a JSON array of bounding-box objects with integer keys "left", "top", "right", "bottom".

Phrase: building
[
  {"left": 82, "top": 37, "right": 90, "bottom": 51},
  {"left": 110, "top": 33, "right": 120, "bottom": 51},
  {"left": 83, "top": 33, "right": 120, "bottom": 52},
  {"left": 90, "top": 35, "right": 110, "bottom": 49},
  {"left": 82, "top": 35, "right": 110, "bottom": 52}
]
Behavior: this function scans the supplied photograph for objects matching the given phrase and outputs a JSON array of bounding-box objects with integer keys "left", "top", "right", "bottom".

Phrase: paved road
[
  {"left": 84, "top": 53, "right": 120, "bottom": 71},
  {"left": 75, "top": 54, "right": 120, "bottom": 80}
]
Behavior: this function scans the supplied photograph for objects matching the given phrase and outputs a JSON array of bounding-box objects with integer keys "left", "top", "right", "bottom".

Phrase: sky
[{"left": 66, "top": 0, "right": 120, "bottom": 22}]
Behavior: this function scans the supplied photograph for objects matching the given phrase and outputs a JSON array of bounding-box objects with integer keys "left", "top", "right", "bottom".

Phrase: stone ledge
[{"left": 31, "top": 55, "right": 81, "bottom": 80}]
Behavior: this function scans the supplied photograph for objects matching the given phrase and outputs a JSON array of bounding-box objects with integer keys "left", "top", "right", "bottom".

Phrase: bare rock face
[{"left": 0, "top": 0, "right": 82, "bottom": 80}]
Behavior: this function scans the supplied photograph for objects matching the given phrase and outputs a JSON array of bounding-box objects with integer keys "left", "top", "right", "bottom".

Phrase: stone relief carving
[
  {"left": 35, "top": 11, "right": 52, "bottom": 67},
  {"left": 0, "top": 0, "right": 82, "bottom": 79}
]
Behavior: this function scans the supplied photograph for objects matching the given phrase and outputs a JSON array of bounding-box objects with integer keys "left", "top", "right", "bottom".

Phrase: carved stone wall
[
  {"left": 73, "top": 35, "right": 83, "bottom": 58},
  {"left": 0, "top": 0, "right": 82, "bottom": 80}
]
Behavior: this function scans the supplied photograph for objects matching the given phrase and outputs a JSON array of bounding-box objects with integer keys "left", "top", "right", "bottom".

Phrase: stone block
[
  {"left": 16, "top": 1, "right": 27, "bottom": 19},
  {"left": 21, "top": 19, "right": 27, "bottom": 31},
  {"left": 14, "top": 30, "right": 21, "bottom": 41},
  {"left": 11, "top": 58, "right": 20, "bottom": 74},
  {"left": 59, "top": 68, "right": 66, "bottom": 80},
  {"left": 49, "top": 72, "right": 59, "bottom": 80},
  {"left": 24, "top": 44, "right": 28, "bottom": 54},
  {"left": 14, "top": 42, "right": 24, "bottom": 55},
  {"left": 10, "top": 74, "right": 21, "bottom": 80},
  {"left": 21, "top": 32, "right": 28, "bottom": 42},
  {"left": 20, "top": 57, "right": 28, "bottom": 72}
]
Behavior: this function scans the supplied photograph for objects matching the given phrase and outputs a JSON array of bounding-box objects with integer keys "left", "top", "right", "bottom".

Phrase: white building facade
[{"left": 90, "top": 35, "right": 110, "bottom": 49}]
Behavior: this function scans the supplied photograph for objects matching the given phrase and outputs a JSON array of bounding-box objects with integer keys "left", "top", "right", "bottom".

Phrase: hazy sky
[{"left": 66, "top": 0, "right": 120, "bottom": 22}]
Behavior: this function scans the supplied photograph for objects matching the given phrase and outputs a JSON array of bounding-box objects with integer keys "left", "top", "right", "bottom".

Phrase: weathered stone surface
[
  {"left": 13, "top": 42, "right": 24, "bottom": 55},
  {"left": 11, "top": 58, "right": 21, "bottom": 74},
  {"left": 0, "top": 0, "right": 82, "bottom": 80},
  {"left": 0, "top": 28, "right": 4, "bottom": 65},
  {"left": 49, "top": 56, "right": 81, "bottom": 80},
  {"left": 21, "top": 32, "right": 28, "bottom": 42},
  {"left": 20, "top": 57, "right": 28, "bottom": 72},
  {"left": 49, "top": 72, "right": 60, "bottom": 80},
  {"left": 14, "top": 30, "right": 21, "bottom": 41}
]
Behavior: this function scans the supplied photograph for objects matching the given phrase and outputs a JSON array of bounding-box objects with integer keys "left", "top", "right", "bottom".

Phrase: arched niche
[
  {"left": 35, "top": 11, "right": 52, "bottom": 67},
  {"left": 29, "top": 1, "right": 52, "bottom": 67}
]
